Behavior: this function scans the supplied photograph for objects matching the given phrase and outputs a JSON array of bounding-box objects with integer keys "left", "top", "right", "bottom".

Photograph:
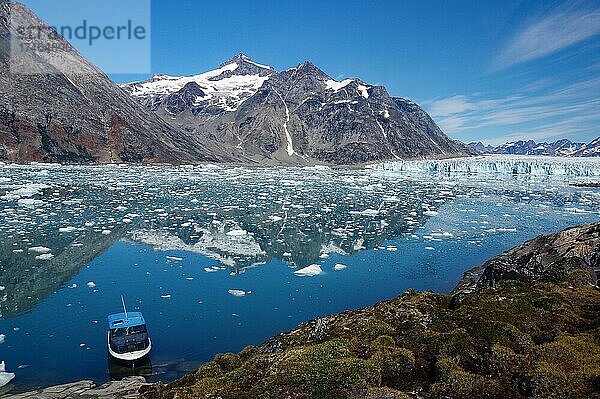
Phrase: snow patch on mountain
[
  {"left": 122, "top": 57, "right": 273, "bottom": 113},
  {"left": 325, "top": 79, "right": 354, "bottom": 92}
]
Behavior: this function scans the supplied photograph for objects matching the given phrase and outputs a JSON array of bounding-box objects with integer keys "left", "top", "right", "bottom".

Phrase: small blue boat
[{"left": 107, "top": 297, "right": 152, "bottom": 365}]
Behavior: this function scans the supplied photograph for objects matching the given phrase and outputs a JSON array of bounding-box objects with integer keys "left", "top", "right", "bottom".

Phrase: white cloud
[
  {"left": 423, "top": 77, "right": 600, "bottom": 144},
  {"left": 427, "top": 95, "right": 474, "bottom": 117},
  {"left": 494, "top": 4, "right": 600, "bottom": 70}
]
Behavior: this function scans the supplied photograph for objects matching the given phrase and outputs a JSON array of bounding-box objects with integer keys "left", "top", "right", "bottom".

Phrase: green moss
[
  {"left": 371, "top": 335, "right": 396, "bottom": 351},
  {"left": 362, "top": 387, "right": 412, "bottom": 398},
  {"left": 239, "top": 345, "right": 260, "bottom": 361},
  {"left": 273, "top": 339, "right": 377, "bottom": 398},
  {"left": 431, "top": 357, "right": 504, "bottom": 398},
  {"left": 372, "top": 347, "right": 415, "bottom": 386},
  {"left": 214, "top": 353, "right": 242, "bottom": 372},
  {"left": 531, "top": 334, "right": 600, "bottom": 399},
  {"left": 352, "top": 317, "right": 396, "bottom": 339}
]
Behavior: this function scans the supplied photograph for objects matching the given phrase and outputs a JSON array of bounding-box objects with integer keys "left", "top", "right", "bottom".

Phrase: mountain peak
[
  {"left": 293, "top": 61, "right": 329, "bottom": 79},
  {"left": 220, "top": 53, "right": 274, "bottom": 71}
]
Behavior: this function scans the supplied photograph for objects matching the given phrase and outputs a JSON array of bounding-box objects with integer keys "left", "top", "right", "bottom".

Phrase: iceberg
[
  {"left": 0, "top": 361, "right": 15, "bottom": 388},
  {"left": 334, "top": 263, "right": 347, "bottom": 271},
  {"left": 28, "top": 246, "right": 51, "bottom": 254},
  {"left": 294, "top": 264, "right": 323, "bottom": 277}
]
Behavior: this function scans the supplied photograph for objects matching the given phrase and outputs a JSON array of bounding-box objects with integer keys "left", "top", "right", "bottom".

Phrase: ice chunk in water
[
  {"left": 228, "top": 289, "right": 246, "bottom": 297},
  {"left": 294, "top": 264, "right": 323, "bottom": 277},
  {"left": 35, "top": 253, "right": 54, "bottom": 260},
  {"left": 28, "top": 246, "right": 51, "bottom": 254},
  {"left": 86, "top": 281, "right": 96, "bottom": 288},
  {"left": 334, "top": 264, "right": 347, "bottom": 271},
  {"left": 0, "top": 334, "right": 5, "bottom": 344},
  {"left": 0, "top": 361, "right": 15, "bottom": 387},
  {"left": 226, "top": 229, "right": 248, "bottom": 237}
]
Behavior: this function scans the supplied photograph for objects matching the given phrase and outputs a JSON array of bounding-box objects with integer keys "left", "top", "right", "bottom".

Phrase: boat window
[
  {"left": 111, "top": 324, "right": 147, "bottom": 337},
  {"left": 111, "top": 328, "right": 125, "bottom": 337},
  {"left": 127, "top": 325, "right": 147, "bottom": 334}
]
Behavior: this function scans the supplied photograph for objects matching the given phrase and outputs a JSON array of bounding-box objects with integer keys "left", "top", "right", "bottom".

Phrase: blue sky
[{"left": 22, "top": 0, "right": 600, "bottom": 145}]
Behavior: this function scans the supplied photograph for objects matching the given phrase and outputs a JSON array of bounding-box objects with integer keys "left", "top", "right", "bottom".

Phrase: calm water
[{"left": 0, "top": 162, "right": 598, "bottom": 391}]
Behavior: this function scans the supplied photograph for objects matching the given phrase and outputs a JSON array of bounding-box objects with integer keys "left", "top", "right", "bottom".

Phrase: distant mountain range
[
  {"left": 0, "top": 1, "right": 471, "bottom": 165},
  {"left": 468, "top": 138, "right": 600, "bottom": 157}
]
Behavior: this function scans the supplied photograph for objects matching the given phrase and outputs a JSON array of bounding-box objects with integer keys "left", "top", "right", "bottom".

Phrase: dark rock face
[
  {"left": 163, "top": 82, "right": 206, "bottom": 115},
  {"left": 476, "top": 221, "right": 600, "bottom": 289},
  {"left": 0, "top": 1, "right": 224, "bottom": 164}
]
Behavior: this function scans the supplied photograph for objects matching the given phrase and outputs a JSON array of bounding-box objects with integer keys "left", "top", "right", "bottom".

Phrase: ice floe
[
  {"left": 0, "top": 361, "right": 15, "bottom": 388},
  {"left": 294, "top": 264, "right": 323, "bottom": 277},
  {"left": 334, "top": 263, "right": 347, "bottom": 271}
]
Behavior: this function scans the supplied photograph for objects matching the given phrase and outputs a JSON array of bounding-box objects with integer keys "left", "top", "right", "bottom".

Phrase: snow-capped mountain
[
  {"left": 123, "top": 56, "right": 472, "bottom": 165},
  {"left": 573, "top": 137, "right": 600, "bottom": 157},
  {"left": 123, "top": 54, "right": 275, "bottom": 115},
  {"left": 468, "top": 138, "right": 598, "bottom": 157},
  {"left": 468, "top": 142, "right": 495, "bottom": 154}
]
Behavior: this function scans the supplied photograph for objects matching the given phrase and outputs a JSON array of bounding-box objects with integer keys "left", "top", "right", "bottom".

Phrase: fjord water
[{"left": 0, "top": 158, "right": 599, "bottom": 390}]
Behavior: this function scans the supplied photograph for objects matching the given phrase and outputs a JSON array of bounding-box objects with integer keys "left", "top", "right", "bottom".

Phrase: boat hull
[{"left": 107, "top": 332, "right": 152, "bottom": 365}]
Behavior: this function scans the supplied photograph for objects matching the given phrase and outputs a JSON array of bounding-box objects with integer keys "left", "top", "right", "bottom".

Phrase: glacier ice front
[{"left": 370, "top": 155, "right": 600, "bottom": 177}]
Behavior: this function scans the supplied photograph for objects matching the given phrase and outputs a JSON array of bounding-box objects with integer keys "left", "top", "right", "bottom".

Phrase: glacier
[{"left": 370, "top": 155, "right": 600, "bottom": 177}]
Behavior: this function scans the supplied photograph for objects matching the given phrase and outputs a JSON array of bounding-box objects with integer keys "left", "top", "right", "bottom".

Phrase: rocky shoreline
[
  {"left": 3, "top": 222, "right": 599, "bottom": 399},
  {"left": 1, "top": 377, "right": 147, "bottom": 399}
]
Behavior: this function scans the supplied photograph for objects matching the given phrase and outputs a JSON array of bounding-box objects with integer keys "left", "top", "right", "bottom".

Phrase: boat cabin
[{"left": 107, "top": 312, "right": 150, "bottom": 354}]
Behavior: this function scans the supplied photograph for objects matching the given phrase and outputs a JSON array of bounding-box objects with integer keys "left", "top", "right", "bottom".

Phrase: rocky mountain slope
[
  {"left": 468, "top": 138, "right": 600, "bottom": 157},
  {"left": 140, "top": 221, "right": 600, "bottom": 399},
  {"left": 124, "top": 55, "right": 472, "bottom": 165},
  {"left": 0, "top": 1, "right": 470, "bottom": 166},
  {"left": 0, "top": 1, "right": 231, "bottom": 164}
]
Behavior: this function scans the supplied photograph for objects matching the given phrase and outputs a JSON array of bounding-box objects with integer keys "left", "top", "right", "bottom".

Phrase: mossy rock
[
  {"left": 371, "top": 335, "right": 396, "bottom": 351},
  {"left": 355, "top": 386, "right": 412, "bottom": 398},
  {"left": 484, "top": 344, "right": 524, "bottom": 377},
  {"left": 564, "top": 268, "right": 596, "bottom": 287},
  {"left": 432, "top": 357, "right": 504, "bottom": 398},
  {"left": 371, "top": 347, "right": 415, "bottom": 387},
  {"left": 273, "top": 339, "right": 378, "bottom": 398},
  {"left": 352, "top": 317, "right": 396, "bottom": 340},
  {"left": 531, "top": 333, "right": 600, "bottom": 399},
  {"left": 239, "top": 345, "right": 260, "bottom": 361},
  {"left": 214, "top": 353, "right": 243, "bottom": 373}
]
